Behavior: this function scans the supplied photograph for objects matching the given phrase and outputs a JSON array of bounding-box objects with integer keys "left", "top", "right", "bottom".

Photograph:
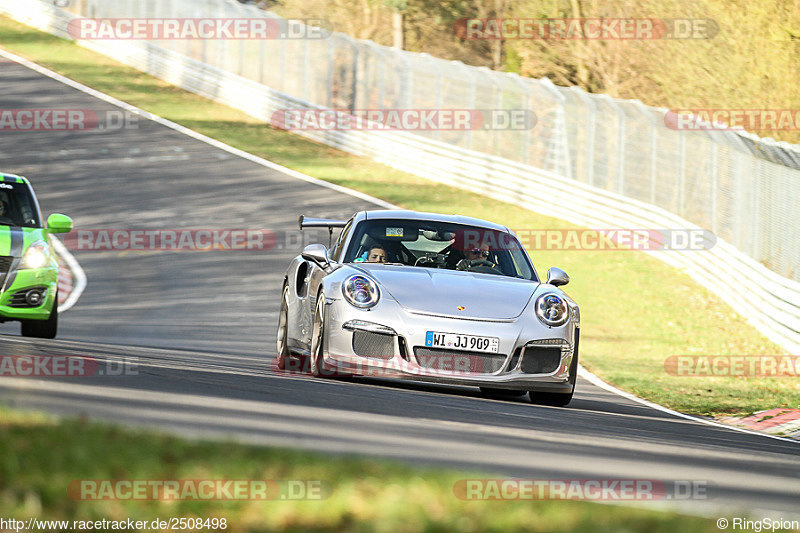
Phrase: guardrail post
[
  {"left": 540, "top": 78, "right": 571, "bottom": 179},
  {"left": 507, "top": 74, "right": 531, "bottom": 165},
  {"left": 616, "top": 105, "right": 625, "bottom": 195},
  {"left": 632, "top": 100, "right": 657, "bottom": 203},
  {"left": 405, "top": 56, "right": 414, "bottom": 109},
  {"left": 733, "top": 150, "right": 744, "bottom": 252},
  {"left": 350, "top": 42, "right": 359, "bottom": 111},
  {"left": 650, "top": 119, "right": 658, "bottom": 204},
  {"left": 453, "top": 62, "right": 474, "bottom": 151},
  {"left": 303, "top": 38, "right": 310, "bottom": 103},
  {"left": 434, "top": 65, "right": 443, "bottom": 142},
  {"left": 584, "top": 93, "right": 596, "bottom": 186},
  {"left": 200, "top": 24, "right": 208, "bottom": 65},
  {"left": 391, "top": 48, "right": 412, "bottom": 109},
  {"left": 258, "top": 30, "right": 265, "bottom": 85},
  {"left": 678, "top": 134, "right": 686, "bottom": 216},
  {"left": 377, "top": 48, "right": 385, "bottom": 107},
  {"left": 753, "top": 157, "right": 762, "bottom": 261},
  {"left": 238, "top": 33, "right": 245, "bottom": 77},
  {"left": 709, "top": 140, "right": 718, "bottom": 235},
  {"left": 279, "top": 27, "right": 286, "bottom": 93},
  {"left": 466, "top": 70, "right": 474, "bottom": 150},
  {"left": 326, "top": 37, "right": 334, "bottom": 108}
]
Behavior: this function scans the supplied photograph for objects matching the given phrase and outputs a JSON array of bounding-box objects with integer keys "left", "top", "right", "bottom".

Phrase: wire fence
[{"left": 23, "top": 0, "right": 800, "bottom": 282}]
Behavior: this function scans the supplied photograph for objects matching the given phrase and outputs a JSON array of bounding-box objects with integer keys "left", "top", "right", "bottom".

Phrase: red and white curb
[
  {"left": 717, "top": 409, "right": 800, "bottom": 439},
  {"left": 51, "top": 236, "right": 86, "bottom": 312},
  {"left": 578, "top": 367, "right": 800, "bottom": 443}
]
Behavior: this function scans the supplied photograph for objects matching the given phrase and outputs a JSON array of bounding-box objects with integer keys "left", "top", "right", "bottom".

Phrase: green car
[{"left": 0, "top": 173, "right": 72, "bottom": 338}]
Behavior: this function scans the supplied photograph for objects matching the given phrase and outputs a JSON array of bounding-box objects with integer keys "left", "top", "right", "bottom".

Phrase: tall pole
[{"left": 392, "top": 10, "right": 404, "bottom": 49}]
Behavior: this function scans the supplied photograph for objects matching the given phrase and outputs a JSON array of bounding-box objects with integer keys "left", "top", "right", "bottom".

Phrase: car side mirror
[
  {"left": 546, "top": 267, "right": 569, "bottom": 287},
  {"left": 302, "top": 244, "right": 330, "bottom": 268},
  {"left": 46, "top": 213, "right": 72, "bottom": 234}
]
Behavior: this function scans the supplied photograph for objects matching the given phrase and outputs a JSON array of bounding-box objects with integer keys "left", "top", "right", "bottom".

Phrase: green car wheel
[{"left": 20, "top": 291, "right": 58, "bottom": 339}]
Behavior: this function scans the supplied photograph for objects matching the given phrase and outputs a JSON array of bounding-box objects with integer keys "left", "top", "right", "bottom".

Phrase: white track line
[
  {"left": 50, "top": 236, "right": 86, "bottom": 312},
  {"left": 578, "top": 366, "right": 799, "bottom": 443},
  {"left": 2, "top": 45, "right": 795, "bottom": 445}
]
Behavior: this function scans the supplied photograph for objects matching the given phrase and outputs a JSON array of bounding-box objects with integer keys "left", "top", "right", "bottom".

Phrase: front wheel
[
  {"left": 275, "top": 285, "right": 290, "bottom": 371},
  {"left": 21, "top": 291, "right": 58, "bottom": 339},
  {"left": 309, "top": 293, "right": 327, "bottom": 377}
]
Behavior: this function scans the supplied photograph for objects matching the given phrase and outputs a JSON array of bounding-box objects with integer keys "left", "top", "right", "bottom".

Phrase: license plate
[{"left": 425, "top": 331, "right": 499, "bottom": 353}]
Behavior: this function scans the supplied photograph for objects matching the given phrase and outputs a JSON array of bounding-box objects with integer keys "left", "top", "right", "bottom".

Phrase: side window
[{"left": 331, "top": 220, "right": 353, "bottom": 262}]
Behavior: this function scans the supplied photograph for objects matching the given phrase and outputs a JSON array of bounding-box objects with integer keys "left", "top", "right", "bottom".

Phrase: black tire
[
  {"left": 21, "top": 291, "right": 58, "bottom": 339},
  {"left": 479, "top": 387, "right": 527, "bottom": 398},
  {"left": 309, "top": 293, "right": 327, "bottom": 377},
  {"left": 528, "top": 389, "right": 574, "bottom": 407},
  {"left": 275, "top": 285, "right": 290, "bottom": 371}
]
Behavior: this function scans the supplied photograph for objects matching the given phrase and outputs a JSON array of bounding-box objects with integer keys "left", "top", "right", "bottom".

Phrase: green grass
[
  {"left": 0, "top": 408, "right": 724, "bottom": 532},
  {"left": 0, "top": 16, "right": 798, "bottom": 417}
]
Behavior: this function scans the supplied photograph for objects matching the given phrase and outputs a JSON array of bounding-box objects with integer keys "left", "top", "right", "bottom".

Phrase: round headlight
[
  {"left": 21, "top": 241, "right": 50, "bottom": 269},
  {"left": 342, "top": 274, "right": 380, "bottom": 308},
  {"left": 535, "top": 292, "right": 569, "bottom": 327}
]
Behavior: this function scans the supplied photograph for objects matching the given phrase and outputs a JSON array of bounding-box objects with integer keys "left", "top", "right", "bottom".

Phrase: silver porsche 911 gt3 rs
[{"left": 276, "top": 210, "right": 580, "bottom": 406}]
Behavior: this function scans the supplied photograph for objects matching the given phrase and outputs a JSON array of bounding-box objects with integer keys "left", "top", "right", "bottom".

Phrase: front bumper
[
  {"left": 0, "top": 266, "right": 57, "bottom": 321},
  {"left": 322, "top": 296, "right": 578, "bottom": 392}
]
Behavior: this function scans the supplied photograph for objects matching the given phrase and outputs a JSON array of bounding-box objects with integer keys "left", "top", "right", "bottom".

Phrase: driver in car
[
  {"left": 465, "top": 242, "right": 491, "bottom": 262},
  {"left": 366, "top": 244, "right": 387, "bottom": 263},
  {"left": 457, "top": 242, "right": 493, "bottom": 270}
]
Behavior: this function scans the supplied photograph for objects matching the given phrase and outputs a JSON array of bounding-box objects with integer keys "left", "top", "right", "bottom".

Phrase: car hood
[
  {"left": 0, "top": 226, "right": 41, "bottom": 257},
  {"left": 352, "top": 264, "right": 538, "bottom": 320}
]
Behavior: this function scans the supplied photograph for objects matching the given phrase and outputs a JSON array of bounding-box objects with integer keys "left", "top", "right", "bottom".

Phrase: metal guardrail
[{"left": 2, "top": 0, "right": 798, "bottom": 353}]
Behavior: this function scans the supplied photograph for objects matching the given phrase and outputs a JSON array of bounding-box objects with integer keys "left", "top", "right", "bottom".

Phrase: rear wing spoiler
[
  {"left": 298, "top": 215, "right": 347, "bottom": 230},
  {"left": 298, "top": 215, "right": 348, "bottom": 247}
]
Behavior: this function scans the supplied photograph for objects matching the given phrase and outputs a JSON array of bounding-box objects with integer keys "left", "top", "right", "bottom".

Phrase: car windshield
[
  {"left": 0, "top": 182, "right": 40, "bottom": 228},
  {"left": 343, "top": 219, "right": 537, "bottom": 280}
]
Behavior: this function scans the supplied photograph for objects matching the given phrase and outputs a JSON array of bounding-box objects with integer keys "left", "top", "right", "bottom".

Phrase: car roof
[
  {"left": 359, "top": 210, "right": 509, "bottom": 232},
  {"left": 0, "top": 173, "right": 30, "bottom": 185}
]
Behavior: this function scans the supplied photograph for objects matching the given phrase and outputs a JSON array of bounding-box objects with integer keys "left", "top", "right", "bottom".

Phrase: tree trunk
[{"left": 392, "top": 11, "right": 404, "bottom": 49}]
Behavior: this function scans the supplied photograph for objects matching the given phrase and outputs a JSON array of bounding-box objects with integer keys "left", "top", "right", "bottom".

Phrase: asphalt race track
[{"left": 0, "top": 56, "right": 798, "bottom": 516}]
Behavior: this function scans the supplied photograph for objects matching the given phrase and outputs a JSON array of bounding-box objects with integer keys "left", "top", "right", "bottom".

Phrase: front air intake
[
  {"left": 414, "top": 347, "right": 506, "bottom": 374},
  {"left": 352, "top": 330, "right": 395, "bottom": 360},
  {"left": 520, "top": 346, "right": 562, "bottom": 374}
]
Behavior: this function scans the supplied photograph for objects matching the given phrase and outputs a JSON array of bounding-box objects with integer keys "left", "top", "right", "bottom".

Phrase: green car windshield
[
  {"left": 344, "top": 219, "right": 537, "bottom": 280},
  {"left": 0, "top": 183, "right": 41, "bottom": 228}
]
